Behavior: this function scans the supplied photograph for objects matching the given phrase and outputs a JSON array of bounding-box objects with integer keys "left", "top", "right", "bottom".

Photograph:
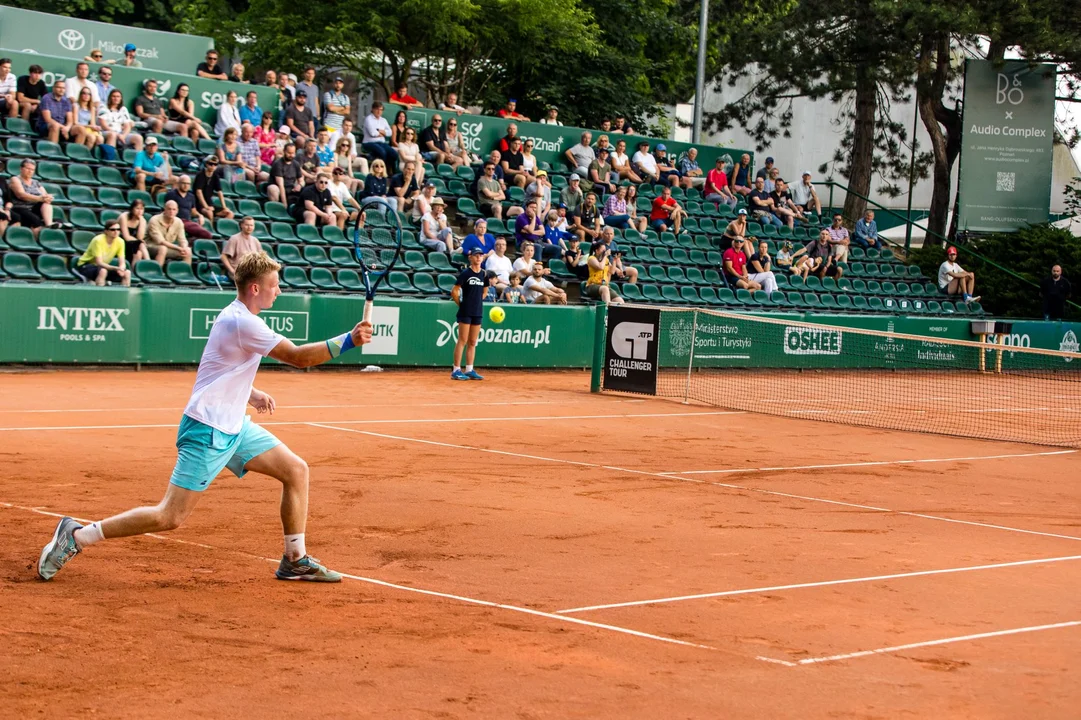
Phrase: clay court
[{"left": 2, "top": 369, "right": 1079, "bottom": 718}]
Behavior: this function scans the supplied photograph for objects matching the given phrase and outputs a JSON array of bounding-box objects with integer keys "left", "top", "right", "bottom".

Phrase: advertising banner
[
  {"left": 958, "top": 60, "right": 1056, "bottom": 232},
  {"left": 603, "top": 305, "right": 660, "bottom": 394},
  {"left": 0, "top": 6, "right": 213, "bottom": 75}
]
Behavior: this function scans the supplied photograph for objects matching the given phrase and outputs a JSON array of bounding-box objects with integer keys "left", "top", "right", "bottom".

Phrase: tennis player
[
  {"left": 38, "top": 252, "right": 372, "bottom": 583},
  {"left": 450, "top": 246, "right": 490, "bottom": 381}
]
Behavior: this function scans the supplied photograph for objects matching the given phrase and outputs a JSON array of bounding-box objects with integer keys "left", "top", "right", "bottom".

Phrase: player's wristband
[{"left": 326, "top": 332, "right": 356, "bottom": 358}]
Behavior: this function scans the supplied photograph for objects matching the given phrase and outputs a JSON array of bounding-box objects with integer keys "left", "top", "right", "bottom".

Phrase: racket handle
[{"left": 362, "top": 299, "right": 374, "bottom": 324}]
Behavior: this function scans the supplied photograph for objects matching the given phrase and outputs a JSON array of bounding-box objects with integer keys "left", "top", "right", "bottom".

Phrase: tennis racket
[{"left": 353, "top": 197, "right": 403, "bottom": 323}]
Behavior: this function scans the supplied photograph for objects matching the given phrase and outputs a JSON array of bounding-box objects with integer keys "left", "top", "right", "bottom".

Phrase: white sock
[
  {"left": 453, "top": 365, "right": 461, "bottom": 372},
  {"left": 465, "top": 365, "right": 473, "bottom": 372},
  {"left": 73, "top": 521, "right": 105, "bottom": 550},
  {"left": 284, "top": 533, "right": 306, "bottom": 561}
]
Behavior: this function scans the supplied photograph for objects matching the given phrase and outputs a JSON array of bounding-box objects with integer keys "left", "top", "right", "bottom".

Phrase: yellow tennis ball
[{"left": 489, "top": 306, "right": 506, "bottom": 324}]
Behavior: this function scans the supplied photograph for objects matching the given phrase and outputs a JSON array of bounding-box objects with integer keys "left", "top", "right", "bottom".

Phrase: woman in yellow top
[
  {"left": 76, "top": 221, "right": 132, "bottom": 287},
  {"left": 584, "top": 241, "right": 624, "bottom": 305}
]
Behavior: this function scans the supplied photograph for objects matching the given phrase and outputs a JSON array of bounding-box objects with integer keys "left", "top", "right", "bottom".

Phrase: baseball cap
[
  {"left": 124, "top": 43, "right": 137, "bottom": 52},
  {"left": 278, "top": 125, "right": 290, "bottom": 134},
  {"left": 295, "top": 90, "right": 307, "bottom": 97},
  {"left": 656, "top": 143, "right": 666, "bottom": 151},
  {"left": 946, "top": 246, "right": 958, "bottom": 255},
  {"left": 508, "top": 97, "right": 517, "bottom": 103},
  {"left": 424, "top": 181, "right": 436, "bottom": 189},
  {"left": 737, "top": 208, "right": 747, "bottom": 216},
  {"left": 766, "top": 156, "right": 774, "bottom": 164},
  {"left": 467, "top": 246, "right": 485, "bottom": 256},
  {"left": 597, "top": 146, "right": 609, "bottom": 154},
  {"left": 334, "top": 76, "right": 344, "bottom": 82},
  {"left": 801, "top": 170, "right": 811, "bottom": 177},
  {"left": 568, "top": 174, "right": 580, "bottom": 182},
  {"left": 145, "top": 136, "right": 158, "bottom": 145},
  {"left": 536, "top": 170, "right": 547, "bottom": 177}
]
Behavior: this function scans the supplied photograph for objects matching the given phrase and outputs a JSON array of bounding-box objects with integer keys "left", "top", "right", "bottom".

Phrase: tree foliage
[{"left": 5, "top": 0, "right": 178, "bottom": 30}]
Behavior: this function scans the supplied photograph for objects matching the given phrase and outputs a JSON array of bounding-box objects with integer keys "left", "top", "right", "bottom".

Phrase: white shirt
[
  {"left": 610, "top": 151, "right": 629, "bottom": 170},
  {"left": 99, "top": 106, "right": 132, "bottom": 133},
  {"left": 790, "top": 181, "right": 815, "bottom": 206},
  {"left": 65, "top": 77, "right": 100, "bottom": 106},
  {"left": 938, "top": 261, "right": 963, "bottom": 289},
  {"left": 183, "top": 300, "right": 284, "bottom": 434},
  {"left": 215, "top": 102, "right": 241, "bottom": 139},
  {"left": 0, "top": 71, "right": 18, "bottom": 95},
  {"left": 421, "top": 211, "right": 444, "bottom": 239},
  {"left": 438, "top": 101, "right": 466, "bottom": 113},
  {"left": 363, "top": 114, "right": 391, "bottom": 144},
  {"left": 523, "top": 276, "right": 554, "bottom": 302},
  {"left": 485, "top": 254, "right": 513, "bottom": 283},
  {"left": 329, "top": 180, "right": 352, "bottom": 208},
  {"left": 539, "top": 118, "right": 563, "bottom": 126},
  {"left": 512, "top": 257, "right": 538, "bottom": 279},
  {"left": 633, "top": 151, "right": 658, "bottom": 175}
]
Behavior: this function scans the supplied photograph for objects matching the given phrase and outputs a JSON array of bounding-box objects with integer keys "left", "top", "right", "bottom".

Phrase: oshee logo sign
[
  {"left": 604, "top": 306, "right": 660, "bottom": 395},
  {"left": 783, "top": 326, "right": 842, "bottom": 355}
]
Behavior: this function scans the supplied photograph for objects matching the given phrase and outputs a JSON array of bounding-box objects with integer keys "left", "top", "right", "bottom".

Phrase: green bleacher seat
[
  {"left": 881, "top": 281, "right": 897, "bottom": 295},
  {"left": 69, "top": 207, "right": 100, "bottom": 230},
  {"left": 403, "top": 249, "right": 432, "bottom": 271},
  {"left": 100, "top": 209, "right": 121, "bottom": 226},
  {"left": 640, "top": 284, "right": 664, "bottom": 303},
  {"left": 456, "top": 165, "right": 475, "bottom": 179},
  {"left": 836, "top": 294, "right": 854, "bottom": 309},
  {"left": 447, "top": 180, "right": 469, "bottom": 197},
  {"left": 849, "top": 247, "right": 866, "bottom": 260},
  {"left": 748, "top": 290, "right": 768, "bottom": 306},
  {"left": 37, "top": 141, "right": 66, "bottom": 160},
  {"left": 412, "top": 272, "right": 439, "bottom": 294},
  {"left": 851, "top": 295, "right": 869, "bottom": 310},
  {"left": 251, "top": 221, "right": 271, "bottom": 240},
  {"left": 866, "top": 280, "right": 882, "bottom": 294},
  {"left": 37, "top": 161, "right": 68, "bottom": 183},
  {"left": 2, "top": 252, "right": 41, "bottom": 279},
  {"left": 5, "top": 118, "right": 34, "bottom": 136},
  {"left": 260, "top": 242, "right": 278, "bottom": 260},
  {"left": 671, "top": 248, "right": 692, "bottom": 264},
  {"left": 685, "top": 267, "right": 706, "bottom": 285},
  {"left": 96, "top": 187, "right": 127, "bottom": 209},
  {"left": 733, "top": 288, "right": 752, "bottom": 304},
  {"left": 387, "top": 271, "right": 417, "bottom": 293},
  {"left": 310, "top": 267, "right": 342, "bottom": 291},
  {"left": 695, "top": 287, "right": 720, "bottom": 305},
  {"left": 322, "top": 226, "right": 349, "bottom": 245},
  {"left": 646, "top": 266, "right": 669, "bottom": 284},
  {"left": 193, "top": 239, "right": 220, "bottom": 260},
  {"left": 819, "top": 293, "right": 838, "bottom": 310},
  {"left": 171, "top": 136, "right": 198, "bottom": 155},
  {"left": 265, "top": 201, "right": 292, "bottom": 221},
  {"left": 215, "top": 218, "right": 239, "bottom": 238},
  {"left": 237, "top": 199, "right": 268, "bottom": 220},
  {"left": 456, "top": 198, "right": 481, "bottom": 218},
  {"left": 195, "top": 262, "right": 232, "bottom": 287},
  {"left": 276, "top": 243, "right": 306, "bottom": 265},
  {"left": 296, "top": 224, "right": 326, "bottom": 244},
  {"left": 67, "top": 185, "right": 102, "bottom": 208},
  {"left": 39, "top": 229, "right": 75, "bottom": 254},
  {"left": 329, "top": 246, "right": 359, "bottom": 267},
  {"left": 622, "top": 283, "right": 645, "bottom": 302},
  {"left": 436, "top": 273, "right": 457, "bottom": 294},
  {"left": 716, "top": 288, "right": 737, "bottom": 304},
  {"left": 427, "top": 252, "right": 456, "bottom": 273},
  {"left": 282, "top": 266, "right": 314, "bottom": 289},
  {"left": 303, "top": 246, "right": 334, "bottom": 266},
  {"left": 95, "top": 166, "right": 126, "bottom": 187},
  {"left": 785, "top": 291, "right": 806, "bottom": 307},
  {"left": 271, "top": 222, "right": 299, "bottom": 242},
  {"left": 866, "top": 296, "right": 885, "bottom": 311},
  {"left": 6, "top": 226, "right": 41, "bottom": 251},
  {"left": 7, "top": 137, "right": 36, "bottom": 157},
  {"left": 680, "top": 287, "right": 702, "bottom": 304},
  {"left": 337, "top": 269, "right": 364, "bottom": 291},
  {"left": 164, "top": 261, "right": 200, "bottom": 286},
  {"left": 40, "top": 183, "right": 70, "bottom": 205},
  {"left": 37, "top": 254, "right": 71, "bottom": 281},
  {"left": 667, "top": 267, "right": 689, "bottom": 285},
  {"left": 436, "top": 163, "right": 455, "bottom": 179},
  {"left": 198, "top": 139, "right": 219, "bottom": 155}
]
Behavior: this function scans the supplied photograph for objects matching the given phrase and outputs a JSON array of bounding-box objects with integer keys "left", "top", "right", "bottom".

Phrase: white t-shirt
[
  {"left": 633, "top": 151, "right": 658, "bottom": 175},
  {"left": 99, "top": 107, "right": 132, "bottom": 133},
  {"left": 363, "top": 114, "right": 391, "bottom": 144},
  {"left": 938, "top": 261, "right": 963, "bottom": 289},
  {"left": 512, "top": 257, "right": 536, "bottom": 278},
  {"left": 610, "top": 151, "right": 629, "bottom": 170},
  {"left": 65, "top": 77, "right": 100, "bottom": 105},
  {"left": 0, "top": 72, "right": 17, "bottom": 96},
  {"left": 329, "top": 180, "right": 352, "bottom": 209},
  {"left": 790, "top": 181, "right": 815, "bottom": 206},
  {"left": 485, "top": 254, "right": 513, "bottom": 283},
  {"left": 183, "top": 300, "right": 284, "bottom": 434},
  {"left": 568, "top": 143, "right": 595, "bottom": 169},
  {"left": 523, "top": 276, "right": 554, "bottom": 302}
]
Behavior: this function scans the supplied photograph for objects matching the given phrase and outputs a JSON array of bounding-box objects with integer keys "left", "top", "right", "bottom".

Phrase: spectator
[
  {"left": 678, "top": 148, "right": 706, "bottom": 189},
  {"left": 285, "top": 90, "right": 316, "bottom": 143},
  {"left": 755, "top": 156, "right": 775, "bottom": 181},
  {"left": 130, "top": 136, "right": 175, "bottom": 191},
  {"left": 196, "top": 50, "right": 228, "bottom": 80},
  {"left": 1041, "top": 265, "right": 1071, "bottom": 320},
  {"left": 560, "top": 174, "right": 584, "bottom": 214},
  {"left": 362, "top": 102, "right": 399, "bottom": 171},
  {"left": 313, "top": 129, "right": 335, "bottom": 168},
  {"left": 470, "top": 163, "right": 504, "bottom": 220},
  {"left": 632, "top": 141, "right": 661, "bottom": 184},
  {"left": 853, "top": 210, "right": 882, "bottom": 250},
  {"left": 85, "top": 49, "right": 104, "bottom": 63},
  {"left": 443, "top": 117, "right": 470, "bottom": 166},
  {"left": 167, "top": 83, "right": 211, "bottom": 142},
  {"left": 564, "top": 132, "right": 595, "bottom": 178},
  {"left": 485, "top": 237, "right": 514, "bottom": 296},
  {"left": 239, "top": 90, "right": 263, "bottom": 127},
  {"left": 512, "top": 238, "right": 539, "bottom": 281},
  {"left": 649, "top": 185, "right": 686, "bottom": 233},
  {"left": 827, "top": 213, "right": 851, "bottom": 261},
  {"left": 807, "top": 230, "right": 843, "bottom": 279},
  {"left": 322, "top": 76, "right": 349, "bottom": 134},
  {"left": 625, "top": 185, "right": 647, "bottom": 232},
  {"left": 562, "top": 235, "right": 588, "bottom": 281},
  {"left": 75, "top": 221, "right": 131, "bottom": 287},
  {"left": 520, "top": 139, "right": 540, "bottom": 180},
  {"left": 539, "top": 106, "right": 561, "bottom": 125},
  {"left": 328, "top": 167, "right": 364, "bottom": 230},
  {"left": 295, "top": 66, "right": 321, "bottom": 119},
  {"left": 775, "top": 179, "right": 808, "bottom": 225},
  {"left": 236, "top": 124, "right": 266, "bottom": 182},
  {"left": 525, "top": 169, "right": 551, "bottom": 216},
  {"left": 420, "top": 196, "right": 456, "bottom": 252},
  {"left": 264, "top": 70, "right": 278, "bottom": 87},
  {"left": 267, "top": 143, "right": 302, "bottom": 204},
  {"left": 219, "top": 216, "right": 262, "bottom": 279},
  {"left": 484, "top": 149, "right": 507, "bottom": 186},
  {"left": 94, "top": 66, "right": 115, "bottom": 108},
  {"left": 256, "top": 117, "right": 283, "bottom": 165},
  {"left": 603, "top": 185, "right": 643, "bottom": 232},
  {"left": 294, "top": 172, "right": 341, "bottom": 227},
  {"left": 217, "top": 127, "right": 247, "bottom": 183},
  {"left": 610, "top": 139, "right": 641, "bottom": 184},
  {"left": 297, "top": 138, "right": 321, "bottom": 184},
  {"left": 589, "top": 147, "right": 618, "bottom": 195},
  {"left": 164, "top": 175, "right": 212, "bottom": 239},
  {"left": 389, "top": 81, "right": 423, "bottom": 109},
  {"left": 439, "top": 92, "right": 468, "bottom": 115},
  {"left": 132, "top": 79, "right": 167, "bottom": 133},
  {"left": 764, "top": 166, "right": 780, "bottom": 194},
  {"left": 601, "top": 226, "right": 638, "bottom": 284},
  {"left": 114, "top": 43, "right": 142, "bottom": 68},
  {"left": 723, "top": 208, "right": 756, "bottom": 256},
  {"left": 146, "top": 200, "right": 192, "bottom": 265},
  {"left": 703, "top": 156, "right": 737, "bottom": 209},
  {"left": 769, "top": 178, "right": 798, "bottom": 229},
  {"left": 276, "top": 72, "right": 294, "bottom": 110},
  {"left": 332, "top": 136, "right": 365, "bottom": 188},
  {"left": 584, "top": 240, "right": 624, "bottom": 305},
  {"left": 748, "top": 177, "right": 781, "bottom": 227},
  {"left": 515, "top": 199, "right": 547, "bottom": 250},
  {"left": 730, "top": 153, "right": 753, "bottom": 196},
  {"left": 214, "top": 89, "right": 241, "bottom": 139},
  {"left": 98, "top": 89, "right": 143, "bottom": 156},
  {"left": 72, "top": 87, "right": 102, "bottom": 150},
  {"left": 16, "top": 64, "right": 46, "bottom": 122},
  {"left": 389, "top": 160, "right": 420, "bottom": 213},
  {"left": 359, "top": 159, "right": 394, "bottom": 210},
  {"left": 502, "top": 136, "right": 530, "bottom": 189},
  {"left": 497, "top": 123, "right": 519, "bottom": 153},
  {"left": 8, "top": 159, "right": 61, "bottom": 232},
  {"left": 524, "top": 262, "right": 567, "bottom": 304},
  {"left": 462, "top": 218, "right": 497, "bottom": 262},
  {"left": 501, "top": 273, "right": 525, "bottom": 303},
  {"left": 390, "top": 109, "right": 409, "bottom": 146},
  {"left": 938, "top": 246, "right": 978, "bottom": 303},
  {"left": 783, "top": 240, "right": 814, "bottom": 280},
  {"left": 228, "top": 63, "right": 247, "bottom": 84},
  {"left": 543, "top": 209, "right": 571, "bottom": 256},
  {"left": 791, "top": 171, "right": 822, "bottom": 215},
  {"left": 419, "top": 114, "right": 448, "bottom": 165},
  {"left": 594, "top": 134, "right": 612, "bottom": 155},
  {"left": 748, "top": 240, "right": 779, "bottom": 294},
  {"left": 599, "top": 119, "right": 612, "bottom": 132},
  {"left": 723, "top": 236, "right": 761, "bottom": 291},
  {"left": 65, "top": 62, "right": 100, "bottom": 107},
  {"left": 193, "top": 157, "right": 234, "bottom": 224},
  {"left": 38, "top": 79, "right": 77, "bottom": 144},
  {"left": 653, "top": 144, "right": 682, "bottom": 187},
  {"left": 327, "top": 114, "right": 353, "bottom": 148},
  {"left": 118, "top": 198, "right": 150, "bottom": 266},
  {"left": 497, "top": 98, "right": 529, "bottom": 121},
  {"left": 572, "top": 192, "right": 604, "bottom": 246},
  {"left": 411, "top": 180, "right": 437, "bottom": 223},
  {"left": 612, "top": 116, "right": 626, "bottom": 133}
]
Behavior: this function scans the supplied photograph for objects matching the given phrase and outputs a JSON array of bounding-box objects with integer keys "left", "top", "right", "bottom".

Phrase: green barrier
[
  {"left": 1, "top": 49, "right": 279, "bottom": 127},
  {"left": 395, "top": 105, "right": 755, "bottom": 178},
  {"left": 0, "top": 6, "right": 213, "bottom": 75}
]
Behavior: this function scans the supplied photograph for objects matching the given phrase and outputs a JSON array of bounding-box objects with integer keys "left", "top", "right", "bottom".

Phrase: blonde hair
[{"left": 234, "top": 251, "right": 280, "bottom": 293}]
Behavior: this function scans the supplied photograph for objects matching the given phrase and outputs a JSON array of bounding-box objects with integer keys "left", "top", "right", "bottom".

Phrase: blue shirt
[
  {"left": 855, "top": 218, "right": 878, "bottom": 242},
  {"left": 543, "top": 224, "right": 568, "bottom": 246},
  {"left": 461, "top": 233, "right": 496, "bottom": 256},
  {"left": 96, "top": 80, "right": 116, "bottom": 104},
  {"left": 315, "top": 144, "right": 333, "bottom": 165},
  {"left": 455, "top": 267, "right": 489, "bottom": 317},
  {"left": 239, "top": 104, "right": 263, "bottom": 127},
  {"left": 133, "top": 150, "right": 165, "bottom": 173},
  {"left": 39, "top": 93, "right": 72, "bottom": 124}
]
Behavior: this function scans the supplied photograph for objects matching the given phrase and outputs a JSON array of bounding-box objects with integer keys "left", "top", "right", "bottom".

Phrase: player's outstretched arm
[{"left": 268, "top": 321, "right": 373, "bottom": 369}]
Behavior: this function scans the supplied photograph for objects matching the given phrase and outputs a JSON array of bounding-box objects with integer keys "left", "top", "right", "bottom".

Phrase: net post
[
  {"left": 683, "top": 310, "right": 699, "bottom": 404},
  {"left": 995, "top": 333, "right": 1005, "bottom": 374},
  {"left": 979, "top": 333, "right": 987, "bottom": 373},
  {"left": 589, "top": 304, "right": 608, "bottom": 393}
]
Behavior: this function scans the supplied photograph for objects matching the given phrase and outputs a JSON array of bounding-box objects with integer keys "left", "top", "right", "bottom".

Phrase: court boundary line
[
  {"left": 0, "top": 501, "right": 717, "bottom": 654},
  {"left": 0, "top": 398, "right": 647, "bottom": 414},
  {"left": 757, "top": 620, "right": 1081, "bottom": 667},
  {"left": 662, "top": 450, "right": 1076, "bottom": 476},
  {"left": 308, "top": 423, "right": 1081, "bottom": 545},
  {"left": 555, "top": 554, "right": 1081, "bottom": 613}
]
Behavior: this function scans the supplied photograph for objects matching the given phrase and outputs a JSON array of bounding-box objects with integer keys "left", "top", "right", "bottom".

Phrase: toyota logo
[{"left": 57, "top": 29, "right": 86, "bottom": 52}]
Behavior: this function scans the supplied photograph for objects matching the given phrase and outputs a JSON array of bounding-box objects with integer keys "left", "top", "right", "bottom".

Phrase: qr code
[{"left": 996, "top": 172, "right": 1015, "bottom": 192}]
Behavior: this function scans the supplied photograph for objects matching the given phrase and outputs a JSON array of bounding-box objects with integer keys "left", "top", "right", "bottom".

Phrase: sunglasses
[
  {"left": 448, "top": 122, "right": 457, "bottom": 126},
  {"left": 205, "top": 162, "right": 218, "bottom": 167}
]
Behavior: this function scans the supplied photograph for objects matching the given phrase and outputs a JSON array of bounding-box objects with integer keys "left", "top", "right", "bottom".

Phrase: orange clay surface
[{"left": 1, "top": 368, "right": 1079, "bottom": 719}]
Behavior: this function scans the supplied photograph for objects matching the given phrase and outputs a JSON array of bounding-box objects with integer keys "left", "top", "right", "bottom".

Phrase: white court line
[
  {"left": 555, "top": 554, "right": 1081, "bottom": 614},
  {"left": 761, "top": 620, "right": 1081, "bottom": 667},
  {"left": 0, "top": 410, "right": 744, "bottom": 433},
  {"left": 308, "top": 423, "right": 1081, "bottom": 545},
  {"left": 0, "top": 399, "right": 639, "bottom": 414},
  {"left": 0, "top": 500, "right": 715, "bottom": 653},
  {"left": 663, "top": 450, "right": 1077, "bottom": 476}
]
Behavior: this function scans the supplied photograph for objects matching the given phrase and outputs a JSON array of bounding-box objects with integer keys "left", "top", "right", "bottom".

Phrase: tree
[{"left": 5, "top": 0, "right": 178, "bottom": 30}]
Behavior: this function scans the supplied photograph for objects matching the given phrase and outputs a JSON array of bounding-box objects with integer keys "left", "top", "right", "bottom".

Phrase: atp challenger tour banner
[
  {"left": 0, "top": 6, "right": 213, "bottom": 75},
  {"left": 957, "top": 60, "right": 1056, "bottom": 232},
  {"left": 603, "top": 305, "right": 660, "bottom": 394}
]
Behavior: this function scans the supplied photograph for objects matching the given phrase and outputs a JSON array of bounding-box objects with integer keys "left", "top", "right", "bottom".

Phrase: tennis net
[{"left": 595, "top": 305, "right": 1081, "bottom": 447}]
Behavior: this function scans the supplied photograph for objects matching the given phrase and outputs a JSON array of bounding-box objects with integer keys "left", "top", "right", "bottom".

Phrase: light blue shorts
[{"left": 169, "top": 415, "right": 281, "bottom": 492}]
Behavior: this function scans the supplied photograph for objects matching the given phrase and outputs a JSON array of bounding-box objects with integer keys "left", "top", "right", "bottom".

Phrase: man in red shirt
[
  {"left": 497, "top": 98, "right": 530, "bottom": 121},
  {"left": 649, "top": 186, "right": 686, "bottom": 234},
  {"left": 722, "top": 236, "right": 761, "bottom": 291},
  {"left": 389, "top": 82, "right": 423, "bottom": 109},
  {"left": 497, "top": 122, "right": 519, "bottom": 154},
  {"left": 704, "top": 157, "right": 738, "bottom": 209}
]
